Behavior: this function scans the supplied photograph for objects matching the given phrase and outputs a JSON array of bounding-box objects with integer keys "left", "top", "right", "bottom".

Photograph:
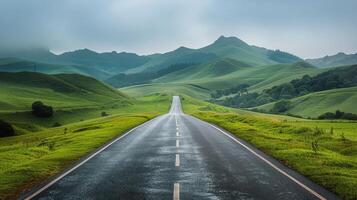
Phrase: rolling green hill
[
  {"left": 306, "top": 52, "right": 357, "bottom": 68},
  {"left": 121, "top": 60, "right": 321, "bottom": 100},
  {"left": 256, "top": 86, "right": 357, "bottom": 117},
  {"left": 0, "top": 72, "right": 130, "bottom": 130},
  {"left": 121, "top": 83, "right": 211, "bottom": 100}
]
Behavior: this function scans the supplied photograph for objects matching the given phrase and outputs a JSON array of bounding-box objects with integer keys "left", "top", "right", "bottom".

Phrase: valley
[{"left": 0, "top": 36, "right": 356, "bottom": 200}]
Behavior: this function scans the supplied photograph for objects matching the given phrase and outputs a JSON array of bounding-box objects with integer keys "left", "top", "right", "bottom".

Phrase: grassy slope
[
  {"left": 256, "top": 87, "right": 357, "bottom": 117},
  {"left": 122, "top": 61, "right": 321, "bottom": 100},
  {"left": 0, "top": 72, "right": 132, "bottom": 131},
  {"left": 181, "top": 96, "right": 357, "bottom": 199},
  {"left": 121, "top": 83, "right": 211, "bottom": 100},
  {"left": 0, "top": 93, "right": 171, "bottom": 199}
]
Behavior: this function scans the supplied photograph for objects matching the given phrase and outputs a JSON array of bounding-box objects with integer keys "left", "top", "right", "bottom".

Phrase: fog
[{"left": 1, "top": 0, "right": 356, "bottom": 58}]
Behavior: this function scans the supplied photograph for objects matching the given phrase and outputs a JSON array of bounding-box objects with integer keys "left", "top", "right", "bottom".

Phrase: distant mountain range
[
  {"left": 0, "top": 36, "right": 303, "bottom": 78},
  {"left": 306, "top": 52, "right": 357, "bottom": 68},
  {"left": 1, "top": 35, "right": 356, "bottom": 83}
]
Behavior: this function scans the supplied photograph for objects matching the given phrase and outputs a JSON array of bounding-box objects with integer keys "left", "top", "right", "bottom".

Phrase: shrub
[
  {"left": 52, "top": 122, "right": 62, "bottom": 127},
  {"left": 32, "top": 101, "right": 53, "bottom": 118},
  {"left": 271, "top": 100, "right": 291, "bottom": 113},
  {"left": 318, "top": 110, "right": 357, "bottom": 120},
  {"left": 311, "top": 139, "right": 319, "bottom": 154},
  {"left": 101, "top": 111, "right": 109, "bottom": 117},
  {"left": 0, "top": 119, "right": 15, "bottom": 137}
]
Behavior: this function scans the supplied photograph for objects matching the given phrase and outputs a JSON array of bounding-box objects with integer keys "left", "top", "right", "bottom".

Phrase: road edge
[
  {"left": 186, "top": 114, "right": 340, "bottom": 200},
  {"left": 20, "top": 114, "right": 164, "bottom": 200}
]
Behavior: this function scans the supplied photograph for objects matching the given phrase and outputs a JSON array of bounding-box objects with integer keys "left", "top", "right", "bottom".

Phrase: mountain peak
[{"left": 213, "top": 35, "right": 248, "bottom": 47}]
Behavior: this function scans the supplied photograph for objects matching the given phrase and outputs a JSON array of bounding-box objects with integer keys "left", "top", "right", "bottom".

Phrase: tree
[
  {"left": 271, "top": 100, "right": 291, "bottom": 113},
  {"left": 32, "top": 101, "right": 53, "bottom": 118},
  {"left": 0, "top": 119, "right": 15, "bottom": 137}
]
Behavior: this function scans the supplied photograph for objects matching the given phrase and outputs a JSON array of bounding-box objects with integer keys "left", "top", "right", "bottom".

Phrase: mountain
[
  {"left": 0, "top": 47, "right": 57, "bottom": 63},
  {"left": 198, "top": 36, "right": 303, "bottom": 66},
  {"left": 0, "top": 36, "right": 303, "bottom": 79},
  {"left": 129, "top": 36, "right": 303, "bottom": 73},
  {"left": 58, "top": 49, "right": 150, "bottom": 73},
  {"left": 0, "top": 57, "right": 110, "bottom": 80},
  {"left": 306, "top": 52, "right": 357, "bottom": 68}
]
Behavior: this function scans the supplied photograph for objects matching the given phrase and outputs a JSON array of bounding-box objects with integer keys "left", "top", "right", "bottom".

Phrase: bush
[
  {"left": 271, "top": 100, "right": 291, "bottom": 113},
  {"left": 0, "top": 119, "right": 15, "bottom": 137},
  {"left": 101, "top": 111, "right": 109, "bottom": 117},
  {"left": 32, "top": 101, "right": 53, "bottom": 118},
  {"left": 52, "top": 122, "right": 62, "bottom": 127},
  {"left": 318, "top": 110, "right": 357, "bottom": 120}
]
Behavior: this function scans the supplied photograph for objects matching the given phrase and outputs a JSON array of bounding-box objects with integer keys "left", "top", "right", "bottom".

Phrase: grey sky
[{"left": 0, "top": 0, "right": 356, "bottom": 58}]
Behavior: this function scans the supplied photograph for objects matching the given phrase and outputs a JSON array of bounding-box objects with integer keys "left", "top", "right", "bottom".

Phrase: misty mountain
[
  {"left": 57, "top": 49, "right": 150, "bottom": 72},
  {"left": 0, "top": 36, "right": 304, "bottom": 80},
  {"left": 306, "top": 52, "right": 357, "bottom": 68}
]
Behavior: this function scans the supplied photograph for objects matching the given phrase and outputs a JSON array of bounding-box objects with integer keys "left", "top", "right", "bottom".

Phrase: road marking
[
  {"left": 173, "top": 183, "right": 180, "bottom": 200},
  {"left": 176, "top": 127, "right": 179, "bottom": 131},
  {"left": 176, "top": 131, "right": 180, "bottom": 137},
  {"left": 175, "top": 154, "right": 180, "bottom": 167},
  {"left": 176, "top": 139, "right": 179, "bottom": 147},
  {"left": 24, "top": 116, "right": 161, "bottom": 200},
  {"left": 206, "top": 122, "right": 327, "bottom": 200}
]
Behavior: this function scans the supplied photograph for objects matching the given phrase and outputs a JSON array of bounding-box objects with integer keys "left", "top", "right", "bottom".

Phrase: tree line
[{"left": 212, "top": 65, "right": 357, "bottom": 109}]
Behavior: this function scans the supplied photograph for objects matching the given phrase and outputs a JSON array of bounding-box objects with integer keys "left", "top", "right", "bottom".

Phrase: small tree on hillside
[
  {"left": 32, "top": 101, "right": 53, "bottom": 118},
  {"left": 271, "top": 100, "right": 291, "bottom": 113},
  {"left": 0, "top": 119, "right": 15, "bottom": 137}
]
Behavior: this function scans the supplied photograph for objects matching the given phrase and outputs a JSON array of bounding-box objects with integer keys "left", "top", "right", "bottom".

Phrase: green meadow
[
  {"left": 0, "top": 72, "right": 171, "bottom": 199},
  {"left": 0, "top": 94, "right": 170, "bottom": 199},
  {"left": 256, "top": 86, "right": 357, "bottom": 118}
]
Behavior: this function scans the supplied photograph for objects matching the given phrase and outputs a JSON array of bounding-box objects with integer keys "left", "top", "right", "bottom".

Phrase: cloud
[{"left": 0, "top": 0, "right": 356, "bottom": 58}]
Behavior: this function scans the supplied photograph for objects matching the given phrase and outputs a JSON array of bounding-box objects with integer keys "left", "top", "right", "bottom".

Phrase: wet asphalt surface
[{"left": 26, "top": 96, "right": 339, "bottom": 200}]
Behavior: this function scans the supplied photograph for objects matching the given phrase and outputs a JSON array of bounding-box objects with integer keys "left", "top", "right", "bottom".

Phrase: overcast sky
[{"left": 0, "top": 0, "right": 356, "bottom": 58}]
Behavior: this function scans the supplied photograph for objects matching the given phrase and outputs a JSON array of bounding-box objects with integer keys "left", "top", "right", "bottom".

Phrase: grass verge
[
  {"left": 181, "top": 96, "right": 357, "bottom": 200},
  {"left": 0, "top": 94, "right": 170, "bottom": 199}
]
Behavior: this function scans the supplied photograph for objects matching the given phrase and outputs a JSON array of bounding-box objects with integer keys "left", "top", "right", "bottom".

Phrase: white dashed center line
[
  {"left": 175, "top": 154, "right": 180, "bottom": 167},
  {"left": 176, "top": 139, "right": 179, "bottom": 147},
  {"left": 173, "top": 183, "right": 180, "bottom": 200}
]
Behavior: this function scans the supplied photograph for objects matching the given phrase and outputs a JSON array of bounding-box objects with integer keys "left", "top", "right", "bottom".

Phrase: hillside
[
  {"left": 0, "top": 72, "right": 127, "bottom": 111},
  {"left": 127, "top": 36, "right": 302, "bottom": 73},
  {"left": 57, "top": 49, "right": 150, "bottom": 73},
  {"left": 306, "top": 52, "right": 357, "bottom": 68},
  {"left": 0, "top": 71, "right": 131, "bottom": 131},
  {"left": 256, "top": 86, "right": 357, "bottom": 117},
  {"left": 121, "top": 83, "right": 211, "bottom": 100},
  {"left": 215, "top": 64, "right": 357, "bottom": 111},
  {"left": 121, "top": 60, "right": 320, "bottom": 100},
  {"left": 198, "top": 36, "right": 302, "bottom": 66},
  {"left": 0, "top": 57, "right": 110, "bottom": 80}
]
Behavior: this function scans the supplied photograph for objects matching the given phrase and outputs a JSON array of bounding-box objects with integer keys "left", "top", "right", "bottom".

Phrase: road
[{"left": 24, "top": 96, "right": 338, "bottom": 200}]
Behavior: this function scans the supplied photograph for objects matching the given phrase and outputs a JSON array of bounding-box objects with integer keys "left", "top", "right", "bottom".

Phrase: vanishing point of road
[{"left": 24, "top": 96, "right": 339, "bottom": 200}]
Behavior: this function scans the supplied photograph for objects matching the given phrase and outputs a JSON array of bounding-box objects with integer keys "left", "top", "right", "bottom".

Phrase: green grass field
[
  {"left": 256, "top": 86, "right": 357, "bottom": 117},
  {"left": 0, "top": 72, "right": 172, "bottom": 199},
  {"left": 0, "top": 94, "right": 171, "bottom": 199},
  {"left": 121, "top": 83, "right": 211, "bottom": 100},
  {"left": 181, "top": 96, "right": 357, "bottom": 199},
  {"left": 121, "top": 62, "right": 322, "bottom": 101}
]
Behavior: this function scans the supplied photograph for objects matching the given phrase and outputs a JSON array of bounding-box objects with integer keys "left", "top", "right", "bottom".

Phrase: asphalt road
[{"left": 24, "top": 96, "right": 339, "bottom": 200}]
